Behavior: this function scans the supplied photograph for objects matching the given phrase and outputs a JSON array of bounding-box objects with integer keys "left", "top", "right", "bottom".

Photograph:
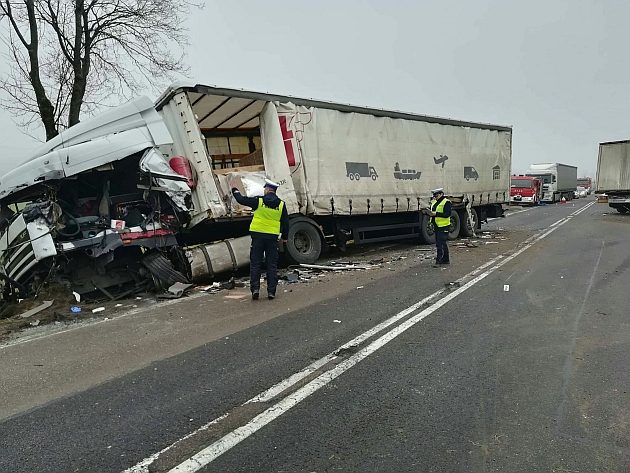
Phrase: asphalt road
[{"left": 3, "top": 198, "right": 630, "bottom": 473}]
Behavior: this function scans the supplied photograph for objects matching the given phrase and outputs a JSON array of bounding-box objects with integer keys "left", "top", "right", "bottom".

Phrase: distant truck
[
  {"left": 525, "top": 163, "right": 577, "bottom": 203},
  {"left": 596, "top": 140, "right": 630, "bottom": 213},
  {"left": 510, "top": 175, "right": 542, "bottom": 206},
  {"left": 577, "top": 177, "right": 593, "bottom": 194},
  {"left": 0, "top": 84, "right": 512, "bottom": 301}
]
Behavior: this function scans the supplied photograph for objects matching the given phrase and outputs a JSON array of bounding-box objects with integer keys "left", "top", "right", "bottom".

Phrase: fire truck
[{"left": 510, "top": 175, "right": 543, "bottom": 206}]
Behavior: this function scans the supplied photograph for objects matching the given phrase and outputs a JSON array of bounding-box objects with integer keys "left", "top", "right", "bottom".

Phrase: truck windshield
[
  {"left": 527, "top": 174, "right": 552, "bottom": 184},
  {"left": 511, "top": 179, "right": 533, "bottom": 188}
]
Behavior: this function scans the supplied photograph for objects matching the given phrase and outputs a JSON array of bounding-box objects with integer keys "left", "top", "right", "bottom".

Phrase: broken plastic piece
[
  {"left": 92, "top": 307, "right": 106, "bottom": 313},
  {"left": 18, "top": 300, "right": 54, "bottom": 319}
]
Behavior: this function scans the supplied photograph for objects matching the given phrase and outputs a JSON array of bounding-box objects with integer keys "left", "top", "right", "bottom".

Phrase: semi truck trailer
[
  {"left": 596, "top": 140, "right": 630, "bottom": 213},
  {"left": 0, "top": 84, "right": 512, "bottom": 300}
]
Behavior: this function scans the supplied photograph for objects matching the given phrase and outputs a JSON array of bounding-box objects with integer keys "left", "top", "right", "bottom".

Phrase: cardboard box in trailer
[
  {"left": 0, "top": 86, "right": 512, "bottom": 301},
  {"left": 525, "top": 163, "right": 577, "bottom": 203},
  {"left": 596, "top": 140, "right": 630, "bottom": 213},
  {"left": 155, "top": 84, "right": 512, "bottom": 268}
]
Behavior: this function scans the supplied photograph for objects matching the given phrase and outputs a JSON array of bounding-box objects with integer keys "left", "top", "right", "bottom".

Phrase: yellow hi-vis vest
[
  {"left": 431, "top": 198, "right": 451, "bottom": 228},
  {"left": 250, "top": 198, "right": 284, "bottom": 235}
]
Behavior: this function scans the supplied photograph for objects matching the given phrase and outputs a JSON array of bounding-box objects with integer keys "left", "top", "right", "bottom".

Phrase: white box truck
[
  {"left": 0, "top": 84, "right": 512, "bottom": 300},
  {"left": 596, "top": 140, "right": 630, "bottom": 213},
  {"left": 525, "top": 163, "right": 577, "bottom": 203}
]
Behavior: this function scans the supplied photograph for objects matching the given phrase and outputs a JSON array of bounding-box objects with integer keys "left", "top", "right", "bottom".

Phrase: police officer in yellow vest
[
  {"left": 232, "top": 179, "right": 289, "bottom": 300},
  {"left": 428, "top": 188, "right": 452, "bottom": 266}
]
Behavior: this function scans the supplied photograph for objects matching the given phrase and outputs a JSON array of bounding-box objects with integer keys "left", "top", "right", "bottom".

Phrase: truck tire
[
  {"left": 448, "top": 210, "right": 461, "bottom": 240},
  {"left": 142, "top": 252, "right": 190, "bottom": 290},
  {"left": 459, "top": 207, "right": 478, "bottom": 237},
  {"left": 286, "top": 220, "right": 322, "bottom": 264},
  {"left": 420, "top": 214, "right": 436, "bottom": 244}
]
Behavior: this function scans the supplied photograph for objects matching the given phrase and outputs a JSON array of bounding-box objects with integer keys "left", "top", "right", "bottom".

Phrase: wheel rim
[{"left": 293, "top": 231, "right": 313, "bottom": 254}]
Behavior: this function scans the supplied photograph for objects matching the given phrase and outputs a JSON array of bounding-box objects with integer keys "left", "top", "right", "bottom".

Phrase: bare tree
[{"left": 0, "top": 0, "right": 201, "bottom": 141}]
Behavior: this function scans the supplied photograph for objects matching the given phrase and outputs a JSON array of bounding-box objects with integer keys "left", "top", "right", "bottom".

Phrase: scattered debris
[
  {"left": 300, "top": 263, "right": 374, "bottom": 271},
  {"left": 30, "top": 319, "right": 40, "bottom": 327},
  {"left": 73, "top": 292, "right": 81, "bottom": 303},
  {"left": 285, "top": 272, "right": 300, "bottom": 283},
  {"left": 92, "top": 307, "right": 106, "bottom": 313},
  {"left": 356, "top": 286, "right": 364, "bottom": 289},
  {"left": 455, "top": 241, "right": 479, "bottom": 248},
  {"left": 158, "top": 282, "right": 194, "bottom": 299},
  {"left": 503, "top": 285, "right": 510, "bottom": 292},
  {"left": 70, "top": 306, "right": 82, "bottom": 313},
  {"left": 18, "top": 300, "right": 54, "bottom": 319},
  {"left": 333, "top": 319, "right": 342, "bottom": 323}
]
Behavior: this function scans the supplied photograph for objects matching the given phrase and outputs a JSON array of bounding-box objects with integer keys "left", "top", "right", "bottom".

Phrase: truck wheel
[
  {"left": 459, "top": 208, "right": 478, "bottom": 237},
  {"left": 617, "top": 206, "right": 628, "bottom": 214},
  {"left": 354, "top": 173, "right": 361, "bottom": 181},
  {"left": 286, "top": 220, "right": 322, "bottom": 264},
  {"left": 348, "top": 174, "right": 354, "bottom": 181},
  {"left": 142, "top": 252, "right": 190, "bottom": 290},
  {"left": 448, "top": 211, "right": 461, "bottom": 240},
  {"left": 420, "top": 214, "right": 436, "bottom": 244},
  {"left": 371, "top": 174, "right": 377, "bottom": 181}
]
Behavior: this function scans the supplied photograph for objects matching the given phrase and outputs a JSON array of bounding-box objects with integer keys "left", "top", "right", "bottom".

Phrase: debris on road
[
  {"left": 92, "top": 307, "right": 105, "bottom": 313},
  {"left": 158, "top": 282, "right": 194, "bottom": 299},
  {"left": 18, "top": 300, "right": 54, "bottom": 319},
  {"left": 299, "top": 263, "right": 376, "bottom": 271}
]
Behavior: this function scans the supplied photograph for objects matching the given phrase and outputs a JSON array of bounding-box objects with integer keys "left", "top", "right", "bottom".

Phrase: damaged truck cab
[{"left": 0, "top": 98, "right": 192, "bottom": 301}]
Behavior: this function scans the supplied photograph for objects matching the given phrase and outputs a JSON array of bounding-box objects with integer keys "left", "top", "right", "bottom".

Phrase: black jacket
[{"left": 232, "top": 190, "right": 290, "bottom": 240}]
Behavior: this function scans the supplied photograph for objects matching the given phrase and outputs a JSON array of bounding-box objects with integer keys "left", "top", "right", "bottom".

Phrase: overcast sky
[{"left": 2, "top": 0, "right": 629, "bottom": 177}]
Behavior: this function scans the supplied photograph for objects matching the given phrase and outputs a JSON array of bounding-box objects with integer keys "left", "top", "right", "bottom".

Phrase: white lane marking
[
  {"left": 152, "top": 203, "right": 592, "bottom": 473},
  {"left": 123, "top": 253, "right": 506, "bottom": 473}
]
